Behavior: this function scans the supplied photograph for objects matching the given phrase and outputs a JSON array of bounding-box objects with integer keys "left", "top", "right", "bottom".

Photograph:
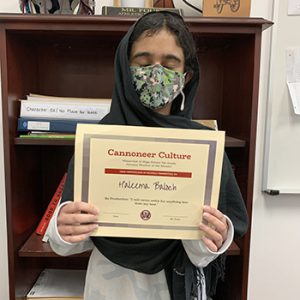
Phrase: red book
[{"left": 35, "top": 173, "right": 67, "bottom": 235}]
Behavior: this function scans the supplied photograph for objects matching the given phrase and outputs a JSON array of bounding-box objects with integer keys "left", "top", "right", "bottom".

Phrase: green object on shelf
[{"left": 19, "top": 134, "right": 75, "bottom": 139}]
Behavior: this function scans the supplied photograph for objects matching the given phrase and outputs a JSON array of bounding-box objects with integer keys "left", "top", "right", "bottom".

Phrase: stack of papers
[{"left": 27, "top": 269, "right": 86, "bottom": 300}]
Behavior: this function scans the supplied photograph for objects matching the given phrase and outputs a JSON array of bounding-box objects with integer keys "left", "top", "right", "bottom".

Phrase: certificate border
[{"left": 80, "top": 134, "right": 217, "bottom": 219}]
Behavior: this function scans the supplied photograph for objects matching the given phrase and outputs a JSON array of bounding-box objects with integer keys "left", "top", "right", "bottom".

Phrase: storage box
[
  {"left": 203, "top": 0, "right": 251, "bottom": 17},
  {"left": 113, "top": 0, "right": 153, "bottom": 7}
]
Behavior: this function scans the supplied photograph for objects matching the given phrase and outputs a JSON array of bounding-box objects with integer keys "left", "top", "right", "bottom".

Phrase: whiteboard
[{"left": 263, "top": 0, "right": 300, "bottom": 194}]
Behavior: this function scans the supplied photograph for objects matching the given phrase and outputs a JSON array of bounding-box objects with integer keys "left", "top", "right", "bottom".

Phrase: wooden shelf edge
[
  {"left": 228, "top": 240, "right": 241, "bottom": 255},
  {"left": 225, "top": 136, "right": 246, "bottom": 148},
  {"left": 0, "top": 14, "right": 272, "bottom": 27},
  {"left": 18, "top": 232, "right": 90, "bottom": 257},
  {"left": 19, "top": 231, "right": 240, "bottom": 257},
  {"left": 14, "top": 137, "right": 75, "bottom": 146},
  {"left": 14, "top": 136, "right": 246, "bottom": 147}
]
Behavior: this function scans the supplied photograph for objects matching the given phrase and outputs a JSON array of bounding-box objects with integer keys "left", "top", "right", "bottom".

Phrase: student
[{"left": 48, "top": 11, "right": 248, "bottom": 300}]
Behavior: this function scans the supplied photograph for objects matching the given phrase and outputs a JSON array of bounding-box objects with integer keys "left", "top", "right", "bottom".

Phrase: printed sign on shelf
[{"left": 203, "top": 0, "right": 251, "bottom": 17}]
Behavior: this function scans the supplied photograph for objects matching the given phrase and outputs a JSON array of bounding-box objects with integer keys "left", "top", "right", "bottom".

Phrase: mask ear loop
[
  {"left": 180, "top": 72, "right": 187, "bottom": 111},
  {"left": 180, "top": 90, "right": 185, "bottom": 111}
]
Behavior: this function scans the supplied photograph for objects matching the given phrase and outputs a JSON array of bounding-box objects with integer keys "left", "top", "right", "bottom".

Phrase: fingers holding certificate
[
  {"left": 57, "top": 202, "right": 99, "bottom": 243},
  {"left": 74, "top": 124, "right": 225, "bottom": 240}
]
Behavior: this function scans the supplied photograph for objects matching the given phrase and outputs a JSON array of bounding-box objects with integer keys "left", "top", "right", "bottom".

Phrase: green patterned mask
[{"left": 130, "top": 64, "right": 185, "bottom": 110}]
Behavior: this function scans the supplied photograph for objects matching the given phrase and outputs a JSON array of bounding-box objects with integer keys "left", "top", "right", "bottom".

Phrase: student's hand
[
  {"left": 199, "top": 205, "right": 228, "bottom": 252},
  {"left": 57, "top": 202, "right": 99, "bottom": 243}
]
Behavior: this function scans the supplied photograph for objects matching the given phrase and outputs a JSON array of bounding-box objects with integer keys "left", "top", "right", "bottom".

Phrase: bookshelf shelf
[
  {"left": 18, "top": 232, "right": 90, "bottom": 258},
  {"left": 18, "top": 232, "right": 241, "bottom": 257},
  {"left": 14, "top": 135, "right": 246, "bottom": 147},
  {"left": 226, "top": 136, "right": 246, "bottom": 148},
  {"left": 1, "top": 14, "right": 271, "bottom": 300},
  {"left": 14, "top": 137, "right": 75, "bottom": 146}
]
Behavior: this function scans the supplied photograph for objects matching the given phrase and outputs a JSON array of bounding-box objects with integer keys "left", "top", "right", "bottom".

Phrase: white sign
[
  {"left": 288, "top": 0, "right": 300, "bottom": 15},
  {"left": 286, "top": 47, "right": 300, "bottom": 114}
]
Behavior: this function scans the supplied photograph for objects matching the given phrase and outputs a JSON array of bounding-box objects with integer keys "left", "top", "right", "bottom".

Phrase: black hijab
[{"left": 61, "top": 11, "right": 248, "bottom": 299}]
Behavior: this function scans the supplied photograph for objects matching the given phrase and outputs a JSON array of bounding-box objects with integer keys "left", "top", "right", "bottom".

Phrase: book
[
  {"left": 19, "top": 133, "right": 76, "bottom": 139},
  {"left": 41, "top": 197, "right": 61, "bottom": 243},
  {"left": 102, "top": 6, "right": 183, "bottom": 17},
  {"left": 27, "top": 93, "right": 111, "bottom": 104},
  {"left": 19, "top": 99, "right": 111, "bottom": 120},
  {"left": 26, "top": 269, "right": 86, "bottom": 300},
  {"left": 35, "top": 173, "right": 67, "bottom": 236},
  {"left": 17, "top": 117, "right": 100, "bottom": 133}
]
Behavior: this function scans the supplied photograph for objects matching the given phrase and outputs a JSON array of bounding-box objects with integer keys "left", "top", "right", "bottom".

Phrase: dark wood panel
[
  {"left": 36, "top": 36, "right": 118, "bottom": 98},
  {"left": 222, "top": 36, "right": 255, "bottom": 139},
  {"left": 193, "top": 39, "right": 225, "bottom": 120}
]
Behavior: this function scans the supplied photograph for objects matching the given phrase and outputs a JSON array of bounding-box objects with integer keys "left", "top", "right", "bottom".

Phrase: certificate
[{"left": 75, "top": 124, "right": 225, "bottom": 240}]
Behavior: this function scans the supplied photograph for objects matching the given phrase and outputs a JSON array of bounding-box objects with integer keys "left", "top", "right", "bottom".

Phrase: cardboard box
[
  {"left": 203, "top": 0, "right": 251, "bottom": 17},
  {"left": 113, "top": 0, "right": 153, "bottom": 7}
]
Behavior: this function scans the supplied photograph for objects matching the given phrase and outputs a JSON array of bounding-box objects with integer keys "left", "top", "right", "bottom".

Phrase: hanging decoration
[{"left": 19, "top": 0, "right": 95, "bottom": 15}]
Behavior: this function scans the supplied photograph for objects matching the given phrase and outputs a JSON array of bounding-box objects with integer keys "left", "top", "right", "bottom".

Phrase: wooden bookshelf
[{"left": 0, "top": 14, "right": 272, "bottom": 300}]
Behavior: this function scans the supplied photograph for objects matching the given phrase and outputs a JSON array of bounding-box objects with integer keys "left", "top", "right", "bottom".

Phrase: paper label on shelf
[
  {"left": 287, "top": 82, "right": 300, "bottom": 114},
  {"left": 28, "top": 121, "right": 50, "bottom": 131},
  {"left": 288, "top": 0, "right": 300, "bottom": 15}
]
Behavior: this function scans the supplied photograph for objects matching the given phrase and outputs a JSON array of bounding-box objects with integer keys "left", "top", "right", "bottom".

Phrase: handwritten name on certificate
[{"left": 74, "top": 124, "right": 225, "bottom": 240}]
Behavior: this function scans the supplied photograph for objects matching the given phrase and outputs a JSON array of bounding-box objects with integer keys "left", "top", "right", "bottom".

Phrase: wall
[
  {"left": 0, "top": 1, "right": 299, "bottom": 300},
  {"left": 249, "top": 0, "right": 300, "bottom": 299}
]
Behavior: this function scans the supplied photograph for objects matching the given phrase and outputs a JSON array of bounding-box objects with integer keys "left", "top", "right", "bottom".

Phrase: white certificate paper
[{"left": 75, "top": 124, "right": 225, "bottom": 240}]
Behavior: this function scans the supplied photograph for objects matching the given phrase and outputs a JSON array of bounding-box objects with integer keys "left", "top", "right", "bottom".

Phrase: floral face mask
[{"left": 130, "top": 64, "right": 186, "bottom": 111}]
